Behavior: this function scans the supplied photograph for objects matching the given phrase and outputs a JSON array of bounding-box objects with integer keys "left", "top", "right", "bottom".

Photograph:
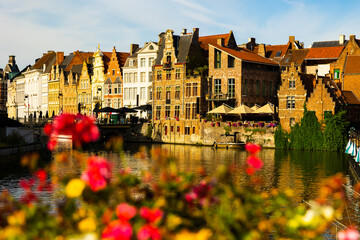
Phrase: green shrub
[{"left": 323, "top": 110, "right": 348, "bottom": 151}]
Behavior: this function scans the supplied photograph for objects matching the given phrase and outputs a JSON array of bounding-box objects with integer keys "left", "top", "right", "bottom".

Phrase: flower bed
[{"left": 0, "top": 114, "right": 357, "bottom": 240}]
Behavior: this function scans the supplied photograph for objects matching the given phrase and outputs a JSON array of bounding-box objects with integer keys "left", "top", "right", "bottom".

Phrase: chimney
[
  {"left": 248, "top": 37, "right": 255, "bottom": 44},
  {"left": 350, "top": 35, "right": 356, "bottom": 42},
  {"left": 8, "top": 55, "right": 15, "bottom": 65},
  {"left": 130, "top": 44, "right": 139, "bottom": 55},
  {"left": 258, "top": 44, "right": 266, "bottom": 57},
  {"left": 339, "top": 35, "right": 345, "bottom": 45},
  {"left": 217, "top": 38, "right": 224, "bottom": 47},
  {"left": 56, "top": 52, "right": 64, "bottom": 65},
  {"left": 289, "top": 36, "right": 295, "bottom": 44},
  {"left": 182, "top": 28, "right": 187, "bottom": 35},
  {"left": 192, "top": 28, "right": 199, "bottom": 40}
]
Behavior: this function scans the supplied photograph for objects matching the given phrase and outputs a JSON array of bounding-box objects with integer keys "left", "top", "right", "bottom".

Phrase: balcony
[
  {"left": 206, "top": 93, "right": 236, "bottom": 101},
  {"left": 163, "top": 62, "right": 171, "bottom": 70}
]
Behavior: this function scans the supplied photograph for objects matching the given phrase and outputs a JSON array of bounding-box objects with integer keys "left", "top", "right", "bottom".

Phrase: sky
[{"left": 1, "top": 0, "right": 359, "bottom": 70}]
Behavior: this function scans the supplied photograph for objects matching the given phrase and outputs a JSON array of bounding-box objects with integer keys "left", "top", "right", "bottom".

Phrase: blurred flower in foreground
[
  {"left": 338, "top": 226, "right": 360, "bottom": 240},
  {"left": 245, "top": 143, "right": 263, "bottom": 175},
  {"left": 65, "top": 179, "right": 85, "bottom": 198},
  {"left": 81, "top": 156, "right": 112, "bottom": 192},
  {"left": 44, "top": 113, "right": 100, "bottom": 150}
]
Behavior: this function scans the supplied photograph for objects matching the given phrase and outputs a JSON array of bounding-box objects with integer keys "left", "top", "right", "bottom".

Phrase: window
[
  {"left": 289, "top": 80, "right": 295, "bottom": 88},
  {"left": 149, "top": 57, "right": 154, "bottom": 67},
  {"left": 185, "top": 103, "right": 191, "bottom": 119},
  {"left": 171, "top": 126, "right": 174, "bottom": 132},
  {"left": 156, "top": 87, "right": 161, "bottom": 99},
  {"left": 177, "top": 126, "right": 180, "bottom": 132},
  {"left": 186, "top": 83, "right": 191, "bottom": 97},
  {"left": 129, "top": 60, "right": 133, "bottom": 66},
  {"left": 166, "top": 70, "right": 171, "bottom": 80},
  {"left": 286, "top": 96, "right": 295, "bottom": 109},
  {"left": 166, "top": 87, "right": 171, "bottom": 102},
  {"left": 192, "top": 83, "right": 198, "bottom": 96},
  {"left": 175, "top": 105, "right": 180, "bottom": 118},
  {"left": 175, "top": 86, "right": 180, "bottom": 99},
  {"left": 242, "top": 79, "right": 248, "bottom": 95},
  {"left": 175, "top": 69, "right": 181, "bottom": 79},
  {"left": 275, "top": 51, "right": 282, "bottom": 57},
  {"left": 228, "top": 55, "right": 235, "bottom": 68},
  {"left": 262, "top": 81, "right": 266, "bottom": 96},
  {"left": 133, "top": 88, "right": 137, "bottom": 100},
  {"left": 192, "top": 103, "right": 196, "bottom": 119},
  {"left": 124, "top": 73, "right": 128, "bottom": 83},
  {"left": 108, "top": 86, "right": 112, "bottom": 94},
  {"left": 290, "top": 118, "right": 295, "bottom": 127},
  {"left": 134, "top": 73, "right": 138, "bottom": 82},
  {"left": 214, "top": 79, "right": 221, "bottom": 94},
  {"left": 193, "top": 127, "right": 196, "bottom": 134},
  {"left": 140, "top": 72, "right": 145, "bottom": 82},
  {"left": 334, "top": 69, "right": 340, "bottom": 79},
  {"left": 129, "top": 73, "right": 133, "bottom": 83},
  {"left": 228, "top": 78, "right": 235, "bottom": 98},
  {"left": 149, "top": 87, "right": 153, "bottom": 101},
  {"left": 118, "top": 85, "right": 122, "bottom": 94},
  {"left": 114, "top": 86, "right": 117, "bottom": 94},
  {"left": 268, "top": 82, "right": 273, "bottom": 97},
  {"left": 185, "top": 127, "right": 190, "bottom": 135},
  {"left": 129, "top": 87, "right": 133, "bottom": 100},
  {"left": 157, "top": 70, "right": 162, "bottom": 80},
  {"left": 215, "top": 49, "right": 221, "bottom": 68},
  {"left": 140, "top": 58, "right": 146, "bottom": 67},
  {"left": 256, "top": 80, "right": 260, "bottom": 96},
  {"left": 149, "top": 72, "right": 153, "bottom": 82},
  {"left": 156, "top": 106, "right": 161, "bottom": 119},
  {"left": 165, "top": 106, "right": 170, "bottom": 118},
  {"left": 140, "top": 87, "right": 146, "bottom": 100}
]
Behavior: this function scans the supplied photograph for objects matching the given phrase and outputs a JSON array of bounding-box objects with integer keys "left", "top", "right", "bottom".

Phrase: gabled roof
[
  {"left": 198, "top": 32, "right": 232, "bottom": 51},
  {"left": 305, "top": 46, "right": 344, "bottom": 60},
  {"left": 31, "top": 51, "right": 56, "bottom": 73},
  {"left": 344, "top": 55, "right": 360, "bottom": 74},
  {"left": 341, "top": 91, "right": 360, "bottom": 105},
  {"left": 155, "top": 33, "right": 194, "bottom": 65},
  {"left": 312, "top": 40, "right": 347, "bottom": 48},
  {"left": 280, "top": 49, "right": 310, "bottom": 67},
  {"left": 253, "top": 44, "right": 289, "bottom": 59},
  {"left": 211, "top": 44, "right": 278, "bottom": 66}
]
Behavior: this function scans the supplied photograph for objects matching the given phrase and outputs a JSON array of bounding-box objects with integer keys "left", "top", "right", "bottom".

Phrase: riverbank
[{"left": 129, "top": 122, "right": 276, "bottom": 148}]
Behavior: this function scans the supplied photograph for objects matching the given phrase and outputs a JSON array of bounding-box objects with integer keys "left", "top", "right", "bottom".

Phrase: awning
[
  {"left": 253, "top": 103, "right": 275, "bottom": 114},
  {"left": 228, "top": 104, "right": 254, "bottom": 114},
  {"left": 208, "top": 104, "right": 233, "bottom": 114}
]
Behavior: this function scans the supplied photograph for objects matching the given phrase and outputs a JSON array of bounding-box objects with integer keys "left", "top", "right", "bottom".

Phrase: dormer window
[
  {"left": 275, "top": 51, "right": 282, "bottom": 57},
  {"left": 129, "top": 60, "right": 133, "bottom": 67}
]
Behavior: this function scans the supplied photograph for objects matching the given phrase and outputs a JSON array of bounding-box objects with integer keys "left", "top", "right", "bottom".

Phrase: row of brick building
[{"left": 1, "top": 28, "right": 360, "bottom": 137}]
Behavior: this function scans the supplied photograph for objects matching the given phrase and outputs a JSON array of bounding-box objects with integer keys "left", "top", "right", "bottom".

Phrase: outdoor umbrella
[
  {"left": 251, "top": 104, "right": 260, "bottom": 111},
  {"left": 94, "top": 107, "right": 117, "bottom": 113},
  {"left": 116, "top": 107, "right": 137, "bottom": 113},
  {"left": 253, "top": 103, "right": 275, "bottom": 114},
  {"left": 207, "top": 104, "right": 233, "bottom": 114},
  {"left": 228, "top": 104, "right": 254, "bottom": 114},
  {"left": 132, "top": 104, "right": 152, "bottom": 111}
]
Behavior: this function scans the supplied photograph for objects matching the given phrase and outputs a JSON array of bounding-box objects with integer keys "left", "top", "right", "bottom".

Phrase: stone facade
[{"left": 208, "top": 44, "right": 279, "bottom": 109}]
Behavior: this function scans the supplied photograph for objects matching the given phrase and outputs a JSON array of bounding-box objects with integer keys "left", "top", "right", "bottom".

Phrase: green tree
[
  {"left": 323, "top": 110, "right": 348, "bottom": 151},
  {"left": 274, "top": 124, "right": 289, "bottom": 149}
]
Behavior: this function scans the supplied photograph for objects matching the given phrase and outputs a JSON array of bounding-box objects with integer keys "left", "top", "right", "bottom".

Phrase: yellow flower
[
  {"left": 78, "top": 217, "right": 97, "bottom": 233},
  {"left": 167, "top": 214, "right": 182, "bottom": 230},
  {"left": 175, "top": 229, "right": 212, "bottom": 240},
  {"left": 66, "top": 179, "right": 86, "bottom": 198},
  {"left": 2, "top": 226, "right": 23, "bottom": 238},
  {"left": 7, "top": 210, "right": 26, "bottom": 226}
]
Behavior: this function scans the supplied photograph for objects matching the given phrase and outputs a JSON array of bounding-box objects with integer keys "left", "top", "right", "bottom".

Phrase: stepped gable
[
  {"left": 211, "top": 44, "right": 278, "bottom": 65},
  {"left": 280, "top": 49, "right": 310, "bottom": 67},
  {"left": 305, "top": 46, "right": 344, "bottom": 60},
  {"left": 299, "top": 73, "right": 316, "bottom": 98}
]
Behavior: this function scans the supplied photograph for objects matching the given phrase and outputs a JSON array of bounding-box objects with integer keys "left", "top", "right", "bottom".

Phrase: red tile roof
[
  {"left": 199, "top": 33, "right": 231, "bottom": 50},
  {"left": 253, "top": 44, "right": 289, "bottom": 59},
  {"left": 31, "top": 51, "right": 55, "bottom": 70},
  {"left": 344, "top": 55, "right": 360, "bottom": 74},
  {"left": 211, "top": 44, "right": 278, "bottom": 65},
  {"left": 305, "top": 46, "right": 344, "bottom": 60},
  {"left": 341, "top": 90, "right": 360, "bottom": 104}
]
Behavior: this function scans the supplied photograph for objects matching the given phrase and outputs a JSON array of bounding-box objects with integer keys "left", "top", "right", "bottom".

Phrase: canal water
[{"left": 0, "top": 143, "right": 355, "bottom": 237}]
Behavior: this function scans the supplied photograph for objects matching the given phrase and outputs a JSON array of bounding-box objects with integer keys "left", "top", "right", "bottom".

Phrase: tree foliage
[{"left": 323, "top": 110, "right": 348, "bottom": 151}]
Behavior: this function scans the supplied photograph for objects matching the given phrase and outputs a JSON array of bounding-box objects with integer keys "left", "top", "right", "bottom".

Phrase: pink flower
[
  {"left": 81, "top": 156, "right": 112, "bottom": 192},
  {"left": 246, "top": 156, "right": 263, "bottom": 170},
  {"left": 116, "top": 203, "right": 137, "bottom": 221},
  {"left": 137, "top": 225, "right": 161, "bottom": 240},
  {"left": 139, "top": 207, "right": 163, "bottom": 224},
  {"left": 338, "top": 226, "right": 360, "bottom": 240},
  {"left": 245, "top": 143, "right": 261, "bottom": 154},
  {"left": 246, "top": 167, "right": 255, "bottom": 176},
  {"left": 102, "top": 220, "right": 132, "bottom": 240}
]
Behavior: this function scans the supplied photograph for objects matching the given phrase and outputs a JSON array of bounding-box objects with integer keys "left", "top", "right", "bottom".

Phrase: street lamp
[{"left": 24, "top": 94, "right": 29, "bottom": 121}]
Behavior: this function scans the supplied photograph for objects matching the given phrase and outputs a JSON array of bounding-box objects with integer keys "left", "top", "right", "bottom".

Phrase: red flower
[
  {"left": 338, "top": 226, "right": 360, "bottom": 240},
  {"left": 81, "top": 156, "right": 112, "bottom": 192},
  {"left": 246, "top": 167, "right": 255, "bottom": 176},
  {"left": 245, "top": 143, "right": 261, "bottom": 154},
  {"left": 116, "top": 203, "right": 137, "bottom": 221},
  {"left": 102, "top": 219, "right": 132, "bottom": 240},
  {"left": 139, "top": 207, "right": 163, "bottom": 224},
  {"left": 35, "top": 169, "right": 47, "bottom": 182},
  {"left": 44, "top": 123, "right": 52, "bottom": 135},
  {"left": 246, "top": 156, "right": 263, "bottom": 170},
  {"left": 137, "top": 225, "right": 161, "bottom": 240}
]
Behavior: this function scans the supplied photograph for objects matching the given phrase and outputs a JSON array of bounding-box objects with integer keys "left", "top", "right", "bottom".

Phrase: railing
[
  {"left": 0, "top": 143, "right": 45, "bottom": 157},
  {"left": 206, "top": 93, "right": 236, "bottom": 101},
  {"left": 348, "top": 128, "right": 360, "bottom": 181}
]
